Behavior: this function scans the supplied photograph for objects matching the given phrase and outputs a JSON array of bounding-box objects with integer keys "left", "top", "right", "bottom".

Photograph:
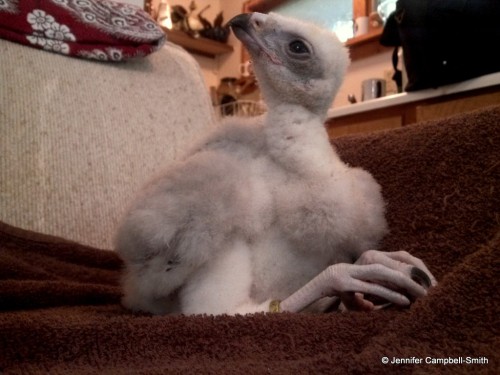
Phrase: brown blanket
[{"left": 1, "top": 106, "right": 499, "bottom": 374}]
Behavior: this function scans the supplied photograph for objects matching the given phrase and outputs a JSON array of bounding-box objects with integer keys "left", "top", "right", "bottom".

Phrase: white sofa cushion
[{"left": 0, "top": 39, "right": 215, "bottom": 249}]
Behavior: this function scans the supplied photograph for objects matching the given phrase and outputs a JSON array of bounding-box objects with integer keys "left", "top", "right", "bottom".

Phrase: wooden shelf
[
  {"left": 163, "top": 29, "right": 233, "bottom": 58},
  {"left": 345, "top": 28, "right": 391, "bottom": 61},
  {"left": 345, "top": 28, "right": 382, "bottom": 47}
]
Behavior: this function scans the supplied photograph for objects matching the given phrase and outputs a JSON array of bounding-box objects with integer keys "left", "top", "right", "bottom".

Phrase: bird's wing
[{"left": 115, "top": 147, "right": 252, "bottom": 314}]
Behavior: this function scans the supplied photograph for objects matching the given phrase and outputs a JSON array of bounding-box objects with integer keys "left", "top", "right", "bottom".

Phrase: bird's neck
[{"left": 264, "top": 103, "right": 345, "bottom": 176}]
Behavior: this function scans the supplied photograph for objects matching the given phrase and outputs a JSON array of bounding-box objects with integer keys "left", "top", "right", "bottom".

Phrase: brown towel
[{"left": 1, "top": 106, "right": 499, "bottom": 374}]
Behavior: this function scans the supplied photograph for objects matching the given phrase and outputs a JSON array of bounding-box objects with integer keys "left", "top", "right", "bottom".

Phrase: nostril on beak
[{"left": 249, "top": 12, "right": 268, "bottom": 30}]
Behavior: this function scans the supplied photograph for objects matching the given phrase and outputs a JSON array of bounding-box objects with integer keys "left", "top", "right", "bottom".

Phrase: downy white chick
[{"left": 115, "top": 12, "right": 436, "bottom": 315}]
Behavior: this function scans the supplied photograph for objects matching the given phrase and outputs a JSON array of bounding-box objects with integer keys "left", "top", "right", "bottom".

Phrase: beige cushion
[{"left": 0, "top": 39, "right": 215, "bottom": 249}]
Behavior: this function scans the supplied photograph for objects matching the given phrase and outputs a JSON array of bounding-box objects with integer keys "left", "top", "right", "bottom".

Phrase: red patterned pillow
[{"left": 0, "top": 0, "right": 165, "bottom": 61}]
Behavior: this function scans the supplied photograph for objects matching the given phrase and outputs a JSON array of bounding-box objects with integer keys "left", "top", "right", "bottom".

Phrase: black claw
[{"left": 411, "top": 267, "right": 432, "bottom": 289}]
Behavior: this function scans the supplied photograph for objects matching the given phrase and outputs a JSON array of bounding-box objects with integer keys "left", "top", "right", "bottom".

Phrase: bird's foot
[
  {"left": 340, "top": 250, "right": 437, "bottom": 310},
  {"left": 279, "top": 250, "right": 436, "bottom": 313}
]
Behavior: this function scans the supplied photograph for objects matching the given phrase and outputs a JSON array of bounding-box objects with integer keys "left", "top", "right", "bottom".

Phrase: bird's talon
[{"left": 411, "top": 266, "right": 432, "bottom": 289}]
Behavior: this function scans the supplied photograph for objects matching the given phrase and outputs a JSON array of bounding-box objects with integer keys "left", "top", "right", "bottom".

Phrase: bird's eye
[{"left": 289, "top": 40, "right": 309, "bottom": 54}]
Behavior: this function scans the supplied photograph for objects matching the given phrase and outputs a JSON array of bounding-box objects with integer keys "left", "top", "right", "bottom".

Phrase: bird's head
[{"left": 229, "top": 12, "right": 349, "bottom": 117}]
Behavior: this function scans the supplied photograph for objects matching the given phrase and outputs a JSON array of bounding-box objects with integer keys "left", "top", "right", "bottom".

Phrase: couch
[
  {"left": 1, "top": 14, "right": 499, "bottom": 375},
  {"left": 0, "top": 36, "right": 215, "bottom": 249}
]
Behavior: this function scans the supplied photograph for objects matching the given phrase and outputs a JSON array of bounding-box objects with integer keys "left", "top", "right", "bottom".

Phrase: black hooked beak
[
  {"left": 227, "top": 13, "right": 257, "bottom": 50},
  {"left": 227, "top": 13, "right": 252, "bottom": 32},
  {"left": 227, "top": 13, "right": 281, "bottom": 65}
]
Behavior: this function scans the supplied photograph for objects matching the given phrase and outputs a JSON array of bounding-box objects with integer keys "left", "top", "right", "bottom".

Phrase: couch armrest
[{"left": 0, "top": 39, "right": 215, "bottom": 249}]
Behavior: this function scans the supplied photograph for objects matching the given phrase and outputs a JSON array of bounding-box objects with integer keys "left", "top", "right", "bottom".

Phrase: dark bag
[{"left": 381, "top": 0, "right": 500, "bottom": 91}]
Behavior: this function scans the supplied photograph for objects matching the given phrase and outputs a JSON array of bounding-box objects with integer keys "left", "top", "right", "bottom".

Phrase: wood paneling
[
  {"left": 327, "top": 116, "right": 402, "bottom": 138},
  {"left": 245, "top": 0, "right": 288, "bottom": 12},
  {"left": 416, "top": 91, "right": 500, "bottom": 122},
  {"left": 353, "top": 0, "right": 369, "bottom": 18},
  {"left": 325, "top": 86, "right": 500, "bottom": 139}
]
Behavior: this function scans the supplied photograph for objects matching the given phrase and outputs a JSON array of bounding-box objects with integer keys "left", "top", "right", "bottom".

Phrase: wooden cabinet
[
  {"left": 326, "top": 85, "right": 500, "bottom": 139},
  {"left": 327, "top": 115, "right": 402, "bottom": 138},
  {"left": 414, "top": 89, "right": 500, "bottom": 123}
]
